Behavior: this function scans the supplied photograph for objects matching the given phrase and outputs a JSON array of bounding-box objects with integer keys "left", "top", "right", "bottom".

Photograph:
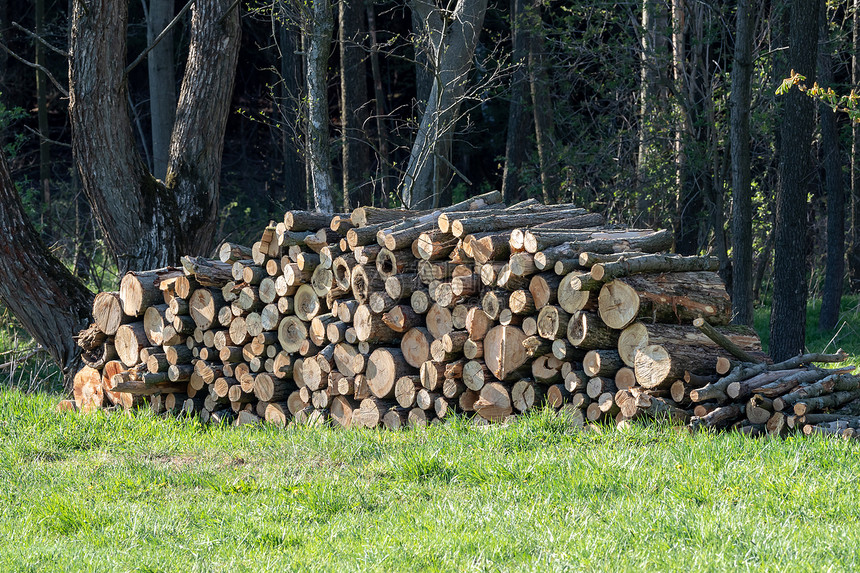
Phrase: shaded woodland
[{"left": 0, "top": 0, "right": 858, "bottom": 381}]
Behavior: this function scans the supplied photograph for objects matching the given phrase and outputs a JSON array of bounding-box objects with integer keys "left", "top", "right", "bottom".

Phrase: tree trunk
[
  {"left": 673, "top": 1, "right": 709, "bottom": 258},
  {"left": 279, "top": 12, "right": 307, "bottom": 210},
  {"left": 366, "top": 3, "right": 390, "bottom": 206},
  {"left": 771, "top": 0, "right": 819, "bottom": 361},
  {"left": 0, "top": 149, "right": 93, "bottom": 389},
  {"left": 818, "top": 0, "right": 845, "bottom": 331},
  {"left": 730, "top": 0, "right": 754, "bottom": 326},
  {"left": 400, "top": 0, "right": 489, "bottom": 209},
  {"left": 339, "top": 0, "right": 371, "bottom": 209},
  {"left": 148, "top": 0, "right": 177, "bottom": 180},
  {"left": 166, "top": 0, "right": 241, "bottom": 257},
  {"left": 636, "top": 0, "right": 668, "bottom": 222},
  {"left": 500, "top": 0, "right": 531, "bottom": 204},
  {"left": 69, "top": 0, "right": 241, "bottom": 272},
  {"left": 527, "top": 0, "right": 558, "bottom": 205},
  {"left": 305, "top": 0, "right": 336, "bottom": 213},
  {"left": 851, "top": 0, "right": 860, "bottom": 292}
]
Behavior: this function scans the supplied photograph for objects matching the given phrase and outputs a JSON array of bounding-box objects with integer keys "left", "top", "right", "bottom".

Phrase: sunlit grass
[
  {"left": 0, "top": 289, "right": 857, "bottom": 569},
  {"left": 0, "top": 393, "right": 859, "bottom": 571}
]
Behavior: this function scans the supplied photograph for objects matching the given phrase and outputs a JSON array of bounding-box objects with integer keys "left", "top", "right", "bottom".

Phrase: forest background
[{"left": 0, "top": 0, "right": 856, "bottom": 387}]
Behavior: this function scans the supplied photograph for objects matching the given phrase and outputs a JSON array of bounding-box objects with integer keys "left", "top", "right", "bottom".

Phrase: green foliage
[
  {"left": 777, "top": 69, "right": 860, "bottom": 123},
  {"left": 755, "top": 295, "right": 860, "bottom": 369},
  {"left": 1, "top": 395, "right": 860, "bottom": 571},
  {"left": 0, "top": 98, "right": 28, "bottom": 159}
]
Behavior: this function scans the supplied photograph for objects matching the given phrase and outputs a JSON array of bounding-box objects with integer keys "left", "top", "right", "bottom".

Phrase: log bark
[
  {"left": 567, "top": 311, "right": 618, "bottom": 350},
  {"left": 617, "top": 321, "right": 762, "bottom": 369},
  {"left": 597, "top": 271, "right": 731, "bottom": 330},
  {"left": 590, "top": 254, "right": 718, "bottom": 281}
]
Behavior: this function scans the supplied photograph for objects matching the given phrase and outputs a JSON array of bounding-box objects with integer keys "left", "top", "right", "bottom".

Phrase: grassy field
[
  {"left": 0, "top": 298, "right": 857, "bottom": 571},
  {"left": 2, "top": 393, "right": 860, "bottom": 572}
]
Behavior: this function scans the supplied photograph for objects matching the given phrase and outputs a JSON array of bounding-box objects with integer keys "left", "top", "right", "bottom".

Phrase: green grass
[
  {"left": 0, "top": 298, "right": 857, "bottom": 571},
  {"left": 1, "top": 393, "right": 860, "bottom": 572}
]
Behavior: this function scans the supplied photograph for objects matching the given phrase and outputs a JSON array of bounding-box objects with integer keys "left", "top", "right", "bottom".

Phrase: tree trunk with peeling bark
[
  {"left": 69, "top": 0, "right": 240, "bottom": 273},
  {"left": 304, "top": 0, "right": 335, "bottom": 213}
]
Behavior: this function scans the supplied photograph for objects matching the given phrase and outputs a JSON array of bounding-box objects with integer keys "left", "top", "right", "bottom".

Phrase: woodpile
[{"left": 70, "top": 190, "right": 860, "bottom": 438}]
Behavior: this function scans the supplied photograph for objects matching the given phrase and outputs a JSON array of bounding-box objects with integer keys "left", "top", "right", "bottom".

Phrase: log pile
[{"left": 70, "top": 191, "right": 860, "bottom": 438}]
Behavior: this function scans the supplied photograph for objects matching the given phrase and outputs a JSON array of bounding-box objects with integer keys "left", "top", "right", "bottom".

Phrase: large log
[
  {"left": 484, "top": 325, "right": 528, "bottom": 381},
  {"left": 597, "top": 271, "right": 732, "bottom": 330},
  {"left": 617, "top": 321, "right": 762, "bottom": 369},
  {"left": 366, "top": 348, "right": 412, "bottom": 399},
  {"left": 119, "top": 267, "right": 184, "bottom": 317}
]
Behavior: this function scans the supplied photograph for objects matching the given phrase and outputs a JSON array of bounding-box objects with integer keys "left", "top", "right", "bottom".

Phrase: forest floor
[{"left": 0, "top": 297, "right": 856, "bottom": 571}]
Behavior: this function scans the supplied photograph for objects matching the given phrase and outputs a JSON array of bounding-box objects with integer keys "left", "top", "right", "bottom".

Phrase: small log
[
  {"left": 92, "top": 291, "right": 131, "bottom": 335},
  {"left": 484, "top": 325, "right": 529, "bottom": 381},
  {"left": 583, "top": 349, "right": 623, "bottom": 378},
  {"left": 512, "top": 379, "right": 544, "bottom": 412},
  {"left": 353, "top": 304, "right": 400, "bottom": 343},
  {"left": 689, "top": 403, "right": 744, "bottom": 431},
  {"left": 188, "top": 288, "right": 225, "bottom": 330},
  {"left": 115, "top": 322, "right": 148, "bottom": 367},
  {"left": 474, "top": 381, "right": 513, "bottom": 421},
  {"left": 277, "top": 315, "right": 308, "bottom": 354},
  {"left": 590, "top": 253, "right": 719, "bottom": 281}
]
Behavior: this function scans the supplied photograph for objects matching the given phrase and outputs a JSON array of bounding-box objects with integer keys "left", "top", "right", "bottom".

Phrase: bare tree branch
[
  {"left": 0, "top": 41, "right": 69, "bottom": 97},
  {"left": 125, "top": 0, "right": 196, "bottom": 76},
  {"left": 11, "top": 21, "right": 69, "bottom": 58},
  {"left": 22, "top": 126, "right": 72, "bottom": 148}
]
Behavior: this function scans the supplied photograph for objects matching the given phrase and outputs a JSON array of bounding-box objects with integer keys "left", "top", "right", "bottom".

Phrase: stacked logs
[{"left": 70, "top": 190, "right": 860, "bottom": 437}]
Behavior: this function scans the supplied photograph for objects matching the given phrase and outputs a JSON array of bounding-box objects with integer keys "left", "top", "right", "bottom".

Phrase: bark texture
[
  {"left": 69, "top": 0, "right": 240, "bottom": 273},
  {"left": 0, "top": 149, "right": 93, "bottom": 387},
  {"left": 818, "top": 1, "right": 845, "bottom": 331},
  {"left": 730, "top": 0, "right": 754, "bottom": 326},
  {"left": 339, "top": 0, "right": 372, "bottom": 209},
  {"left": 305, "top": 0, "right": 336, "bottom": 212},
  {"left": 771, "top": 0, "right": 819, "bottom": 361},
  {"left": 500, "top": 0, "right": 531, "bottom": 204}
]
